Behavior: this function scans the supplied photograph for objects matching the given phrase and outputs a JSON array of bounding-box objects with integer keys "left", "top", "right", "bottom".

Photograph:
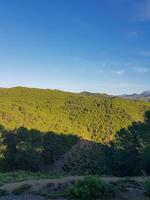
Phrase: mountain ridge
[
  {"left": 0, "top": 86, "right": 150, "bottom": 142},
  {"left": 120, "top": 90, "right": 150, "bottom": 101}
]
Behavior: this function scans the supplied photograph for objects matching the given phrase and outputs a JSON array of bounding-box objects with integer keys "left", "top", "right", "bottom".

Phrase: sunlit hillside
[{"left": 0, "top": 87, "right": 150, "bottom": 142}]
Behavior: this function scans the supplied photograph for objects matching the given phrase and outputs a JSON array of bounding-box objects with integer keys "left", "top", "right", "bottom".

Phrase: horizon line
[{"left": 0, "top": 85, "right": 149, "bottom": 96}]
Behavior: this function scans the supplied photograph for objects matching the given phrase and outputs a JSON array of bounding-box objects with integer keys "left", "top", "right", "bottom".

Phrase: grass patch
[
  {"left": 12, "top": 184, "right": 32, "bottom": 195},
  {"left": 0, "top": 171, "right": 63, "bottom": 184}
]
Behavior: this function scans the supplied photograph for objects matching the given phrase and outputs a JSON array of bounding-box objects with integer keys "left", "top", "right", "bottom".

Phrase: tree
[
  {"left": 112, "top": 122, "right": 144, "bottom": 176},
  {"left": 1, "top": 127, "right": 43, "bottom": 171},
  {"left": 141, "top": 111, "right": 150, "bottom": 173},
  {"left": 2, "top": 132, "right": 17, "bottom": 171},
  {"left": 144, "top": 111, "right": 150, "bottom": 126},
  {"left": 14, "top": 128, "right": 43, "bottom": 171}
]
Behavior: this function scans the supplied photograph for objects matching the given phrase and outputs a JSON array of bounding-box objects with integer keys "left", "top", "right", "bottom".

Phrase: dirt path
[
  {"left": 0, "top": 176, "right": 147, "bottom": 192},
  {"left": 0, "top": 176, "right": 83, "bottom": 192}
]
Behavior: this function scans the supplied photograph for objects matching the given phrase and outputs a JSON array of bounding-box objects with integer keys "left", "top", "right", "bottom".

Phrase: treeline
[
  {"left": 0, "top": 87, "right": 150, "bottom": 176},
  {"left": 0, "top": 127, "right": 79, "bottom": 172},
  {"left": 0, "top": 111, "right": 150, "bottom": 176},
  {"left": 111, "top": 110, "right": 150, "bottom": 176},
  {"left": 0, "top": 87, "right": 150, "bottom": 142},
  {"left": 64, "top": 111, "right": 150, "bottom": 176}
]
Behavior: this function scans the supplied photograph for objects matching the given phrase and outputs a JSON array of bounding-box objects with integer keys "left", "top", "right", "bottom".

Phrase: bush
[
  {"left": 66, "top": 176, "right": 116, "bottom": 200},
  {"left": 12, "top": 184, "right": 32, "bottom": 195},
  {"left": 144, "top": 179, "right": 150, "bottom": 198}
]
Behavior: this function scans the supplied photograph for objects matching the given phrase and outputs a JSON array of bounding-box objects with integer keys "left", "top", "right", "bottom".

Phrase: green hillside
[{"left": 0, "top": 87, "right": 150, "bottom": 142}]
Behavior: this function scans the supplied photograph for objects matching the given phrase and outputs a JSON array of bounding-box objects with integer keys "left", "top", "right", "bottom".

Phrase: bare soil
[{"left": 0, "top": 176, "right": 148, "bottom": 200}]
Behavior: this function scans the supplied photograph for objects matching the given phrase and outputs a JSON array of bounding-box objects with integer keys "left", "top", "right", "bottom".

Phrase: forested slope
[{"left": 0, "top": 87, "right": 150, "bottom": 142}]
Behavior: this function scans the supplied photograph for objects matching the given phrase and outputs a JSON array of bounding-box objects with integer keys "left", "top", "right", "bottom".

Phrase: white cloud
[
  {"left": 96, "top": 69, "right": 104, "bottom": 74},
  {"left": 114, "top": 69, "right": 125, "bottom": 75},
  {"left": 134, "top": 67, "right": 150, "bottom": 73}
]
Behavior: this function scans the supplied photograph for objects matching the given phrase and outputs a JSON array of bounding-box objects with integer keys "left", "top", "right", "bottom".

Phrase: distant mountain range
[
  {"left": 120, "top": 90, "right": 150, "bottom": 101},
  {"left": 81, "top": 90, "right": 150, "bottom": 102}
]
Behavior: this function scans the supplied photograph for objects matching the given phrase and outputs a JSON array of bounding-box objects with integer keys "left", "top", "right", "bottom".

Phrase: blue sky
[{"left": 0, "top": 0, "right": 150, "bottom": 95}]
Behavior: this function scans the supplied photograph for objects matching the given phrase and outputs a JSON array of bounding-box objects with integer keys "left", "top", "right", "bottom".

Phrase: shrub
[
  {"left": 12, "top": 184, "right": 32, "bottom": 195},
  {"left": 66, "top": 176, "right": 116, "bottom": 200},
  {"left": 144, "top": 179, "right": 150, "bottom": 198}
]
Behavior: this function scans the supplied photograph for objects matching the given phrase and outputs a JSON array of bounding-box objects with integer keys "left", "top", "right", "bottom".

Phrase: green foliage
[
  {"left": 0, "top": 171, "right": 61, "bottom": 184},
  {"left": 66, "top": 176, "right": 116, "bottom": 200},
  {"left": 42, "top": 132, "right": 79, "bottom": 164},
  {"left": 0, "top": 87, "right": 150, "bottom": 176},
  {"left": 110, "top": 111, "right": 150, "bottom": 176},
  {"left": 145, "top": 111, "right": 150, "bottom": 125},
  {"left": 2, "top": 128, "right": 43, "bottom": 171},
  {"left": 111, "top": 124, "right": 142, "bottom": 176},
  {"left": 64, "top": 111, "right": 150, "bottom": 177},
  {"left": 1, "top": 111, "right": 150, "bottom": 176},
  {"left": 0, "top": 127, "right": 78, "bottom": 172},
  {"left": 12, "top": 184, "right": 32, "bottom": 195},
  {"left": 144, "top": 179, "right": 150, "bottom": 198},
  {"left": 0, "top": 87, "right": 149, "bottom": 142},
  {"left": 64, "top": 143, "right": 110, "bottom": 175}
]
